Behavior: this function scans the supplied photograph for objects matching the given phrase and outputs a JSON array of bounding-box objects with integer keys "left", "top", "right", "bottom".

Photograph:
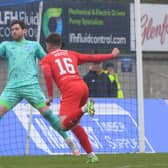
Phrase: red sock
[
  {"left": 72, "top": 125, "right": 92, "bottom": 153},
  {"left": 63, "top": 110, "right": 83, "bottom": 130}
]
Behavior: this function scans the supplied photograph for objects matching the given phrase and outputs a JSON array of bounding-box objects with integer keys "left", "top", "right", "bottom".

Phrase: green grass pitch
[{"left": 0, "top": 153, "right": 168, "bottom": 168}]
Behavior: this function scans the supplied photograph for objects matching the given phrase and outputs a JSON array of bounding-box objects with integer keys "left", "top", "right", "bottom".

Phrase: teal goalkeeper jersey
[{"left": 0, "top": 39, "right": 46, "bottom": 88}]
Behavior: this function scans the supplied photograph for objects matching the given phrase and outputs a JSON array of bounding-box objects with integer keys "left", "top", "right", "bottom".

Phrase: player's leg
[
  {"left": 59, "top": 81, "right": 86, "bottom": 131},
  {"left": 0, "top": 103, "right": 8, "bottom": 117},
  {"left": 39, "top": 106, "right": 80, "bottom": 155},
  {"left": 22, "top": 84, "right": 65, "bottom": 136},
  {"left": 60, "top": 110, "right": 83, "bottom": 131},
  {"left": 78, "top": 81, "right": 95, "bottom": 117},
  {"left": 60, "top": 99, "right": 96, "bottom": 130},
  {"left": 72, "top": 124, "right": 99, "bottom": 163},
  {"left": 23, "top": 84, "right": 79, "bottom": 155},
  {"left": 0, "top": 87, "right": 22, "bottom": 117},
  {"left": 72, "top": 82, "right": 99, "bottom": 163},
  {"left": 59, "top": 80, "right": 92, "bottom": 130},
  {"left": 59, "top": 80, "right": 98, "bottom": 162}
]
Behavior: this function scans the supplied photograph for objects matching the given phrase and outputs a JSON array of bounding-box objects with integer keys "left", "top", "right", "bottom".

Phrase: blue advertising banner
[
  {"left": 42, "top": 1, "right": 130, "bottom": 50},
  {"left": 0, "top": 1, "right": 130, "bottom": 50},
  {"left": 1, "top": 98, "right": 165, "bottom": 155}
]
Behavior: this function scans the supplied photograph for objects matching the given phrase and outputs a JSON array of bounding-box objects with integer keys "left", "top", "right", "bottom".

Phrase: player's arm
[
  {"left": 40, "top": 57, "right": 53, "bottom": 104},
  {"left": 72, "top": 48, "right": 120, "bottom": 64},
  {"left": 36, "top": 42, "right": 46, "bottom": 60}
]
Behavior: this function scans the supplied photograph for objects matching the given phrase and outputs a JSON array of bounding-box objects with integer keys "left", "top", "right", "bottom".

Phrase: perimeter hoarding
[
  {"left": 131, "top": 4, "right": 168, "bottom": 52},
  {"left": 0, "top": 2, "right": 39, "bottom": 41},
  {"left": 0, "top": 98, "right": 163, "bottom": 155},
  {"left": 42, "top": 1, "right": 130, "bottom": 50}
]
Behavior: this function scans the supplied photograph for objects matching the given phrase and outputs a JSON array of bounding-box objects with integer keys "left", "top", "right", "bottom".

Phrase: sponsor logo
[{"left": 43, "top": 8, "right": 63, "bottom": 37}]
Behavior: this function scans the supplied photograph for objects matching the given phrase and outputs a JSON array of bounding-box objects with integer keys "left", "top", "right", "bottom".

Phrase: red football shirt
[{"left": 40, "top": 49, "right": 115, "bottom": 97}]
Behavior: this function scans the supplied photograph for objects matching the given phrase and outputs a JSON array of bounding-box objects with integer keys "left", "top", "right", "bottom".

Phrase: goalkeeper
[{"left": 0, "top": 20, "right": 79, "bottom": 155}]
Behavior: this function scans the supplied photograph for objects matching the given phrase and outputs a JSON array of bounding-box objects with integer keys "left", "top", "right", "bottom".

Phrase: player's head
[
  {"left": 10, "top": 20, "right": 26, "bottom": 41},
  {"left": 45, "top": 33, "right": 62, "bottom": 52}
]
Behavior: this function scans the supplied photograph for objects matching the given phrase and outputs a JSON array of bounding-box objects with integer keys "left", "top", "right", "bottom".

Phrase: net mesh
[{"left": 0, "top": 0, "right": 141, "bottom": 155}]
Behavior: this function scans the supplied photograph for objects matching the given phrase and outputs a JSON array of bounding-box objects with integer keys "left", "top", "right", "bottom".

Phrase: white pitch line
[{"left": 114, "top": 163, "right": 168, "bottom": 168}]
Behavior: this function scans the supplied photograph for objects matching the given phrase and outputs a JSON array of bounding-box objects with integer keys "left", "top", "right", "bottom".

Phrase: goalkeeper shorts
[{"left": 0, "top": 84, "right": 46, "bottom": 110}]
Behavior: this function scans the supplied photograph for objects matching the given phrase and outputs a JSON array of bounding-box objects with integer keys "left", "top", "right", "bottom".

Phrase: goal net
[{"left": 0, "top": 0, "right": 147, "bottom": 155}]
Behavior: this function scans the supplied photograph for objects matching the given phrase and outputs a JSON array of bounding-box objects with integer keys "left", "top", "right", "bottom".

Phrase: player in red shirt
[{"left": 40, "top": 33, "right": 120, "bottom": 163}]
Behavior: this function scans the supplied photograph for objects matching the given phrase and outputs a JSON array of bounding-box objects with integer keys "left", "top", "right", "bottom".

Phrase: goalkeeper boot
[
  {"left": 65, "top": 137, "right": 80, "bottom": 156},
  {"left": 84, "top": 99, "right": 95, "bottom": 117},
  {"left": 86, "top": 155, "right": 99, "bottom": 164}
]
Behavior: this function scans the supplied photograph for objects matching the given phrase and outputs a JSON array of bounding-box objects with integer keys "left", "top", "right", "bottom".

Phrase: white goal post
[{"left": 134, "top": 0, "right": 145, "bottom": 153}]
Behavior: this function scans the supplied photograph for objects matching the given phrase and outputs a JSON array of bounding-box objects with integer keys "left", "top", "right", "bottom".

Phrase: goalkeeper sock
[
  {"left": 72, "top": 125, "right": 92, "bottom": 153},
  {"left": 43, "top": 109, "right": 68, "bottom": 139}
]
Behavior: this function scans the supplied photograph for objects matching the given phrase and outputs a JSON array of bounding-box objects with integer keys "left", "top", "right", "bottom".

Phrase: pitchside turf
[{"left": 0, "top": 153, "right": 168, "bottom": 168}]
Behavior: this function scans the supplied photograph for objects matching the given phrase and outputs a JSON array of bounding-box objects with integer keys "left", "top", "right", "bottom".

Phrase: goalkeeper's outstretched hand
[
  {"left": 112, "top": 48, "right": 120, "bottom": 57},
  {"left": 46, "top": 97, "right": 53, "bottom": 106}
]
